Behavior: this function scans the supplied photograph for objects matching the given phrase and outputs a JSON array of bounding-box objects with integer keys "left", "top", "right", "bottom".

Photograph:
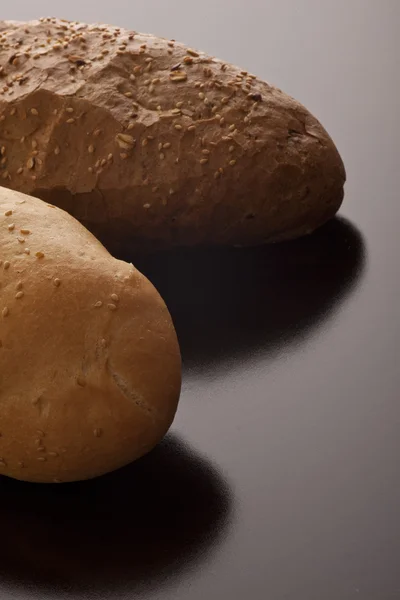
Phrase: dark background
[{"left": 1, "top": 1, "right": 399, "bottom": 599}]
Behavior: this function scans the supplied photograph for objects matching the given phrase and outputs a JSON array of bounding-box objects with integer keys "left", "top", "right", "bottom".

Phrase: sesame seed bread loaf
[
  {"left": 0, "top": 186, "right": 181, "bottom": 483},
  {"left": 0, "top": 18, "right": 345, "bottom": 250}
]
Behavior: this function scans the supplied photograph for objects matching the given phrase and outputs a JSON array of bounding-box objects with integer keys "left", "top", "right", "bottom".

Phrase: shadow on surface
[
  {"left": 0, "top": 434, "right": 232, "bottom": 596},
  {"left": 132, "top": 217, "right": 366, "bottom": 375}
]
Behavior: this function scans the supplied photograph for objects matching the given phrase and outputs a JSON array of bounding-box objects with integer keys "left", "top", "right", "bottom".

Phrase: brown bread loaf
[
  {"left": 0, "top": 186, "right": 181, "bottom": 483},
  {"left": 0, "top": 18, "right": 345, "bottom": 249}
]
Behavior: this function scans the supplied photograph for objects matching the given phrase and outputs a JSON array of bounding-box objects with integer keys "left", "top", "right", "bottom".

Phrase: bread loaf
[
  {"left": 0, "top": 18, "right": 345, "bottom": 250},
  {"left": 0, "top": 186, "right": 181, "bottom": 483}
]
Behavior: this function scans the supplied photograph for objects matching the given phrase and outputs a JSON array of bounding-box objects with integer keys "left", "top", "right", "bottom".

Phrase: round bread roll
[
  {"left": 0, "top": 186, "right": 181, "bottom": 483},
  {"left": 0, "top": 18, "right": 345, "bottom": 250}
]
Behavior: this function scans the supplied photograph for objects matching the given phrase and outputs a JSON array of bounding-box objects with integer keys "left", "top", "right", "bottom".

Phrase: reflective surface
[
  {"left": 0, "top": 436, "right": 232, "bottom": 597},
  {"left": 1, "top": 1, "right": 399, "bottom": 599}
]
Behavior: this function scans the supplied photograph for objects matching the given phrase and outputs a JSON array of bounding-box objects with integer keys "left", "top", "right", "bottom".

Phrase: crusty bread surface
[
  {"left": 0, "top": 18, "right": 345, "bottom": 250},
  {"left": 0, "top": 186, "right": 181, "bottom": 483}
]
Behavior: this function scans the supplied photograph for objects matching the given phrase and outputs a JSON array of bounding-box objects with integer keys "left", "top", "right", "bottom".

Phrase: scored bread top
[{"left": 0, "top": 18, "right": 345, "bottom": 249}]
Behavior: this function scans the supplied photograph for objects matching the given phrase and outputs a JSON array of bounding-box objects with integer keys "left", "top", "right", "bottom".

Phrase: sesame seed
[
  {"left": 30, "top": 108, "right": 39, "bottom": 116},
  {"left": 170, "top": 71, "right": 187, "bottom": 82},
  {"left": 17, "top": 236, "right": 25, "bottom": 243},
  {"left": 8, "top": 223, "right": 15, "bottom": 231},
  {"left": 229, "top": 146, "right": 235, "bottom": 152},
  {"left": 17, "top": 167, "right": 23, "bottom": 174},
  {"left": 94, "top": 128, "right": 102, "bottom": 136},
  {"left": 142, "top": 138, "right": 148, "bottom": 147},
  {"left": 54, "top": 146, "right": 60, "bottom": 155},
  {"left": 174, "top": 124, "right": 183, "bottom": 130},
  {"left": 94, "top": 428, "right": 103, "bottom": 437},
  {"left": 4, "top": 261, "right": 10, "bottom": 269},
  {"left": 66, "top": 118, "right": 75, "bottom": 124},
  {"left": 77, "top": 376, "right": 86, "bottom": 387},
  {"left": 21, "top": 229, "right": 31, "bottom": 235},
  {"left": 10, "top": 108, "right": 16, "bottom": 115},
  {"left": 94, "top": 301, "right": 103, "bottom": 308},
  {"left": 107, "top": 153, "right": 113, "bottom": 161},
  {"left": 188, "top": 125, "right": 196, "bottom": 131},
  {"left": 111, "top": 294, "right": 119, "bottom": 302},
  {"left": 229, "top": 159, "right": 237, "bottom": 166},
  {"left": 120, "top": 153, "right": 128, "bottom": 159},
  {"left": 199, "top": 158, "right": 209, "bottom": 164},
  {"left": 2, "top": 307, "right": 9, "bottom": 318},
  {"left": 198, "top": 92, "right": 205, "bottom": 100},
  {"left": 143, "top": 203, "right": 151, "bottom": 209},
  {"left": 202, "top": 149, "right": 210, "bottom": 155},
  {"left": 187, "top": 48, "right": 199, "bottom": 57},
  {"left": 26, "top": 157, "right": 35, "bottom": 170},
  {"left": 108, "top": 303, "right": 117, "bottom": 311},
  {"left": 24, "top": 249, "right": 30, "bottom": 255},
  {"left": 163, "top": 142, "right": 171, "bottom": 149},
  {"left": 15, "top": 291, "right": 24, "bottom": 299},
  {"left": 88, "top": 144, "right": 94, "bottom": 153},
  {"left": 115, "top": 132, "right": 135, "bottom": 150},
  {"left": 220, "top": 117, "right": 225, "bottom": 125},
  {"left": 1, "top": 147, "right": 6, "bottom": 156},
  {"left": 35, "top": 251, "right": 44, "bottom": 259},
  {"left": 4, "top": 210, "right": 12, "bottom": 216},
  {"left": 229, "top": 124, "right": 236, "bottom": 131},
  {"left": 48, "top": 451, "right": 59, "bottom": 457},
  {"left": 159, "top": 152, "right": 165, "bottom": 160},
  {"left": 37, "top": 457, "right": 46, "bottom": 462}
]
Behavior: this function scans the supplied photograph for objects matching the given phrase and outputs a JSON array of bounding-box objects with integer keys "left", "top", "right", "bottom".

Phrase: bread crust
[
  {"left": 0, "top": 18, "right": 345, "bottom": 250},
  {"left": 0, "top": 187, "right": 181, "bottom": 482}
]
